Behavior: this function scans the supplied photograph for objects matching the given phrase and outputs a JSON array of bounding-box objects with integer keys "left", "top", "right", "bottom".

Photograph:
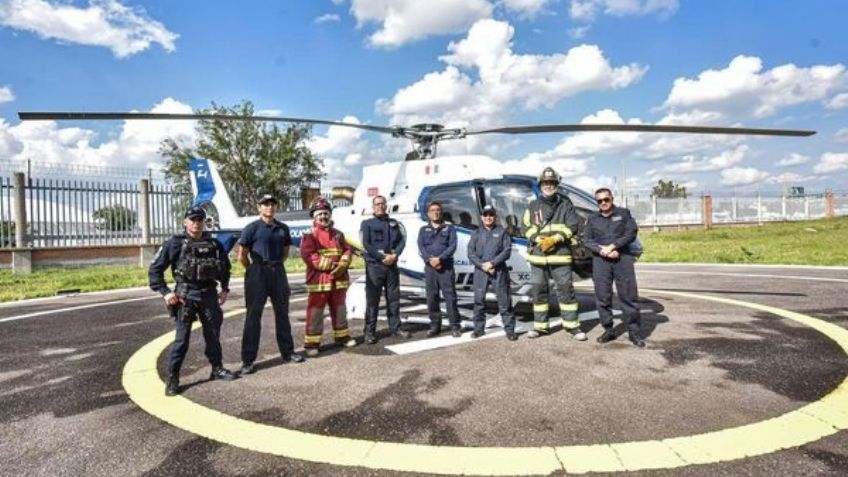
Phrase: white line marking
[
  {"left": 0, "top": 296, "right": 159, "bottom": 324},
  {"left": 639, "top": 270, "right": 848, "bottom": 283}
]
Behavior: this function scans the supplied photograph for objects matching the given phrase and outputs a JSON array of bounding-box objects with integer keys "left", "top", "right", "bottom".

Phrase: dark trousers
[
  {"left": 472, "top": 268, "right": 514, "bottom": 333},
  {"left": 364, "top": 262, "right": 401, "bottom": 335},
  {"left": 530, "top": 264, "right": 578, "bottom": 333},
  {"left": 167, "top": 292, "right": 224, "bottom": 376},
  {"left": 592, "top": 254, "right": 641, "bottom": 334},
  {"left": 242, "top": 262, "right": 293, "bottom": 364},
  {"left": 425, "top": 265, "right": 460, "bottom": 331}
]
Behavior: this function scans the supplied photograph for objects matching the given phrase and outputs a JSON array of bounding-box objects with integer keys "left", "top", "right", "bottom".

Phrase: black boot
[
  {"left": 165, "top": 375, "right": 180, "bottom": 396},
  {"left": 210, "top": 366, "right": 237, "bottom": 381},
  {"left": 597, "top": 328, "right": 617, "bottom": 344},
  {"left": 629, "top": 332, "right": 646, "bottom": 348}
]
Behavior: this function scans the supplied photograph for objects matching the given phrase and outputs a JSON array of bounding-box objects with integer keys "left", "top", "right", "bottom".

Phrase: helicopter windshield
[
  {"left": 481, "top": 180, "right": 536, "bottom": 237},
  {"left": 423, "top": 184, "right": 480, "bottom": 229}
]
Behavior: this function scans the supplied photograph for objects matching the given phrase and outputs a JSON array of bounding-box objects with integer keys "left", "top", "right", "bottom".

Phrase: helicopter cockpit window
[
  {"left": 481, "top": 181, "right": 536, "bottom": 237},
  {"left": 424, "top": 185, "right": 480, "bottom": 230},
  {"left": 559, "top": 185, "right": 597, "bottom": 218}
]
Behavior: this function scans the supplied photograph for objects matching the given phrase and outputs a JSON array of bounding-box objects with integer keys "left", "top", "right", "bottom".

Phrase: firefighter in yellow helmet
[{"left": 522, "top": 167, "right": 586, "bottom": 341}]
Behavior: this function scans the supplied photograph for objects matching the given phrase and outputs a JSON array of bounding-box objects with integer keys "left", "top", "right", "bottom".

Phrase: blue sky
[{"left": 1, "top": 0, "right": 847, "bottom": 194}]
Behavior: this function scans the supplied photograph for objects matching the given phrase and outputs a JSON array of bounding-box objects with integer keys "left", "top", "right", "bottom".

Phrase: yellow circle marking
[{"left": 123, "top": 290, "right": 848, "bottom": 475}]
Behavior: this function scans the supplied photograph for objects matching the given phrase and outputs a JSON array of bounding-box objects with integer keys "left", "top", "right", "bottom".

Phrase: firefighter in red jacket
[{"left": 301, "top": 197, "right": 357, "bottom": 356}]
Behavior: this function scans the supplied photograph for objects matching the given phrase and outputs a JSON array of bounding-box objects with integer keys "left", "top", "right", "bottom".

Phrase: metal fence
[
  {"left": 1, "top": 176, "right": 189, "bottom": 249},
  {"left": 621, "top": 193, "right": 846, "bottom": 227}
]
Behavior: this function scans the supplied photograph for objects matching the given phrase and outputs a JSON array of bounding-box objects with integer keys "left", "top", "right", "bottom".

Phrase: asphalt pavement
[{"left": 1, "top": 264, "right": 847, "bottom": 476}]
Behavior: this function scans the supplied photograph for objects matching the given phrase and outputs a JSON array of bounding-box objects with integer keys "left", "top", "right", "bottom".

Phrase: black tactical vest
[{"left": 174, "top": 236, "right": 225, "bottom": 285}]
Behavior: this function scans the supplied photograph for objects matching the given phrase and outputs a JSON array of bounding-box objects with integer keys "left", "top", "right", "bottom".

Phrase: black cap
[
  {"left": 185, "top": 206, "right": 206, "bottom": 220},
  {"left": 481, "top": 205, "right": 496, "bottom": 215},
  {"left": 258, "top": 193, "right": 278, "bottom": 205}
]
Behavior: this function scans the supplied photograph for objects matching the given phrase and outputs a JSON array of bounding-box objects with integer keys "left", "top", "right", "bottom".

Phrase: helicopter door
[
  {"left": 420, "top": 184, "right": 481, "bottom": 230},
  {"left": 479, "top": 180, "right": 536, "bottom": 237}
]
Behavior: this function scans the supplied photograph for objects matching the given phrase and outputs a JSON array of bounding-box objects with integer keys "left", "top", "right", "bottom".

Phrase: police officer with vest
[
  {"left": 417, "top": 201, "right": 461, "bottom": 338},
  {"left": 361, "top": 195, "right": 411, "bottom": 344},
  {"left": 522, "top": 167, "right": 585, "bottom": 341},
  {"left": 582, "top": 188, "right": 645, "bottom": 347},
  {"left": 468, "top": 205, "right": 517, "bottom": 340},
  {"left": 149, "top": 206, "right": 237, "bottom": 396},
  {"left": 238, "top": 194, "right": 304, "bottom": 375}
]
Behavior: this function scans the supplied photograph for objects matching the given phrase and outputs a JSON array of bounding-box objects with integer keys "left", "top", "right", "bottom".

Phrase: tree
[
  {"left": 160, "top": 101, "right": 324, "bottom": 215},
  {"left": 0, "top": 221, "right": 14, "bottom": 247},
  {"left": 651, "top": 179, "right": 687, "bottom": 199},
  {"left": 93, "top": 204, "right": 137, "bottom": 231}
]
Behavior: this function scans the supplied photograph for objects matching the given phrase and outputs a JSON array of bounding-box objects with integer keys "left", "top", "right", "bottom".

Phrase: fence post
[
  {"left": 651, "top": 195, "right": 658, "bottom": 232},
  {"left": 781, "top": 194, "right": 787, "bottom": 220},
  {"left": 825, "top": 191, "right": 835, "bottom": 218},
  {"left": 731, "top": 196, "right": 738, "bottom": 222},
  {"left": 702, "top": 194, "right": 712, "bottom": 230},
  {"left": 12, "top": 172, "right": 32, "bottom": 274},
  {"left": 757, "top": 193, "right": 762, "bottom": 224},
  {"left": 804, "top": 196, "right": 810, "bottom": 219},
  {"left": 139, "top": 179, "right": 151, "bottom": 245}
]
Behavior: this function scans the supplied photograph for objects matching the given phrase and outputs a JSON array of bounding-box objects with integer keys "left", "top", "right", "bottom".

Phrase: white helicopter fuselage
[{"left": 189, "top": 155, "right": 599, "bottom": 300}]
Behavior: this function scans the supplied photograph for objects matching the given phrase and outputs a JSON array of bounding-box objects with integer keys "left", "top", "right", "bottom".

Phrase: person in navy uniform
[
  {"left": 582, "top": 188, "right": 645, "bottom": 348},
  {"left": 148, "top": 206, "right": 237, "bottom": 396},
  {"left": 360, "top": 195, "right": 411, "bottom": 344},
  {"left": 237, "top": 193, "right": 305, "bottom": 375},
  {"left": 417, "top": 201, "right": 461, "bottom": 338},
  {"left": 467, "top": 205, "right": 517, "bottom": 341}
]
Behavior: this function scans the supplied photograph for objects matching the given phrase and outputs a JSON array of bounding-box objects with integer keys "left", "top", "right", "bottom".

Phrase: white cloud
[
  {"left": 813, "top": 152, "right": 848, "bottom": 174},
  {"left": 0, "top": 85, "right": 14, "bottom": 103},
  {"left": 0, "top": 0, "right": 178, "bottom": 58},
  {"left": 663, "top": 55, "right": 848, "bottom": 120},
  {"left": 835, "top": 128, "right": 848, "bottom": 143},
  {"left": 720, "top": 167, "right": 769, "bottom": 186},
  {"left": 568, "top": 25, "right": 590, "bottom": 39},
  {"left": 349, "top": 0, "right": 492, "bottom": 48},
  {"left": 1, "top": 98, "right": 195, "bottom": 169},
  {"left": 569, "top": 0, "right": 678, "bottom": 22},
  {"left": 827, "top": 93, "right": 848, "bottom": 110},
  {"left": 776, "top": 153, "right": 810, "bottom": 167},
  {"left": 500, "top": 0, "right": 552, "bottom": 17},
  {"left": 306, "top": 115, "right": 395, "bottom": 187},
  {"left": 314, "top": 13, "right": 341, "bottom": 24},
  {"left": 661, "top": 145, "right": 748, "bottom": 173},
  {"left": 377, "top": 19, "right": 646, "bottom": 128}
]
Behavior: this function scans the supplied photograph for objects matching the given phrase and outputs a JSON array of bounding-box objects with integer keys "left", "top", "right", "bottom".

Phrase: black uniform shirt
[
  {"left": 467, "top": 225, "right": 512, "bottom": 270},
  {"left": 361, "top": 215, "right": 406, "bottom": 264},
  {"left": 148, "top": 233, "right": 231, "bottom": 299},
  {"left": 239, "top": 218, "right": 291, "bottom": 263},
  {"left": 418, "top": 222, "right": 457, "bottom": 266},
  {"left": 582, "top": 206, "right": 638, "bottom": 255}
]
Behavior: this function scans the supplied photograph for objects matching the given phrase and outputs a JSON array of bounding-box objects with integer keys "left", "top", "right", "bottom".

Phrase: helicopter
[{"left": 17, "top": 112, "right": 815, "bottom": 318}]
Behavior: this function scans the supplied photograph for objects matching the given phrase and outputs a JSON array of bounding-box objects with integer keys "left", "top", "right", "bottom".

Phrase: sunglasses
[{"left": 596, "top": 197, "right": 612, "bottom": 204}]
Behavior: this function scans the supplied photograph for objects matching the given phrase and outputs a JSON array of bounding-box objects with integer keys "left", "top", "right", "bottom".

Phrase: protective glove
[
  {"left": 331, "top": 257, "right": 350, "bottom": 277},
  {"left": 538, "top": 235, "right": 560, "bottom": 254}
]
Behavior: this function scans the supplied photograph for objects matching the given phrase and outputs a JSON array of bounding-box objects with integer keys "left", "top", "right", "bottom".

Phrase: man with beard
[
  {"left": 522, "top": 167, "right": 585, "bottom": 341},
  {"left": 300, "top": 197, "right": 357, "bottom": 356}
]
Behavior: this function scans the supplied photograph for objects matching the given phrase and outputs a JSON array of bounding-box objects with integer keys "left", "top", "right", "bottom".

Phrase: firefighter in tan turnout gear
[
  {"left": 300, "top": 197, "right": 357, "bottom": 357},
  {"left": 522, "top": 167, "right": 586, "bottom": 341}
]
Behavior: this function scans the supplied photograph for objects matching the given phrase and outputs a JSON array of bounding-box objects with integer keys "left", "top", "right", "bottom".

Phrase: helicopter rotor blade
[
  {"left": 467, "top": 123, "right": 816, "bottom": 137},
  {"left": 17, "top": 112, "right": 398, "bottom": 135}
]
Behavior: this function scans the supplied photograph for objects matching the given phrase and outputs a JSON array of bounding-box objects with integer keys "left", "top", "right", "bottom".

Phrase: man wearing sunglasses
[{"left": 582, "top": 188, "right": 645, "bottom": 348}]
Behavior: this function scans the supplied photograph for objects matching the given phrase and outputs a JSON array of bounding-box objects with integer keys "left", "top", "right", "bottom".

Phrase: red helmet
[{"left": 309, "top": 197, "right": 333, "bottom": 217}]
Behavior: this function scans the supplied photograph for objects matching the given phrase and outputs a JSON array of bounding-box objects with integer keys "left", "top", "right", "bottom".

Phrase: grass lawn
[
  {"left": 641, "top": 216, "right": 848, "bottom": 265},
  {"left": 2, "top": 218, "right": 846, "bottom": 302},
  {"left": 0, "top": 256, "right": 364, "bottom": 303}
]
